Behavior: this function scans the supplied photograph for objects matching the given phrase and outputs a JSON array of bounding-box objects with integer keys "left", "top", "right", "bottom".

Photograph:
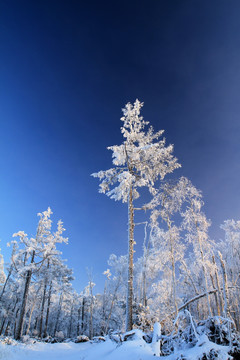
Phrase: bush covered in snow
[
  {"left": 104, "top": 314, "right": 240, "bottom": 359},
  {"left": 158, "top": 313, "right": 240, "bottom": 358},
  {"left": 75, "top": 335, "right": 90, "bottom": 343}
]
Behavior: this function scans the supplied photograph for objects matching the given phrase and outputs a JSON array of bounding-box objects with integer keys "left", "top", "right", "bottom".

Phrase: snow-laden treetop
[{"left": 92, "top": 99, "right": 181, "bottom": 202}]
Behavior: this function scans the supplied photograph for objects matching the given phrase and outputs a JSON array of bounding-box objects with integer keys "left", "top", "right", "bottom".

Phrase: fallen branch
[{"left": 161, "top": 286, "right": 238, "bottom": 324}]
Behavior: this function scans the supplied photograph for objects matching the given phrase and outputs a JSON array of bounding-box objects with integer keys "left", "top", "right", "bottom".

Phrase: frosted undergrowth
[{"left": 0, "top": 328, "right": 236, "bottom": 360}]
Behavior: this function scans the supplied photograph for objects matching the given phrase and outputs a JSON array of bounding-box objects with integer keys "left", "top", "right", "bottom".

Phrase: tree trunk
[
  {"left": 14, "top": 308, "right": 20, "bottom": 338},
  {"left": 0, "top": 318, "right": 6, "bottom": 335},
  {"left": 68, "top": 302, "right": 74, "bottom": 338},
  {"left": 181, "top": 260, "right": 200, "bottom": 319},
  {"left": 39, "top": 261, "right": 50, "bottom": 338},
  {"left": 54, "top": 292, "right": 63, "bottom": 336},
  {"left": 210, "top": 273, "right": 220, "bottom": 316},
  {"left": 170, "top": 239, "right": 177, "bottom": 316},
  {"left": 167, "top": 218, "right": 178, "bottom": 316},
  {"left": 142, "top": 222, "right": 148, "bottom": 308},
  {"left": 212, "top": 255, "right": 223, "bottom": 315},
  {"left": 218, "top": 252, "right": 230, "bottom": 318},
  {"left": 77, "top": 306, "right": 81, "bottom": 336},
  {"left": 193, "top": 216, "right": 212, "bottom": 317},
  {"left": 26, "top": 301, "right": 36, "bottom": 336},
  {"left": 81, "top": 297, "right": 85, "bottom": 334},
  {"left": 101, "top": 281, "right": 107, "bottom": 333},
  {"left": 4, "top": 321, "right": 10, "bottom": 336},
  {"left": 142, "top": 269, "right": 147, "bottom": 307},
  {"left": 126, "top": 185, "right": 134, "bottom": 331},
  {"left": 105, "top": 278, "right": 120, "bottom": 334},
  {"left": 15, "top": 250, "right": 35, "bottom": 340},
  {"left": 0, "top": 266, "right": 12, "bottom": 302},
  {"left": 43, "top": 280, "right": 52, "bottom": 338},
  {"left": 89, "top": 281, "right": 94, "bottom": 339},
  {"left": 0, "top": 302, "right": 12, "bottom": 335},
  {"left": 181, "top": 260, "right": 199, "bottom": 295}
]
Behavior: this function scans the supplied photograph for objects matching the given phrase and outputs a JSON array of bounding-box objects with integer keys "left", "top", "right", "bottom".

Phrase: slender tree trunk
[
  {"left": 15, "top": 270, "right": 32, "bottom": 339},
  {"left": 4, "top": 321, "right": 10, "bottom": 336},
  {"left": 81, "top": 297, "right": 85, "bottom": 334},
  {"left": 89, "top": 280, "right": 94, "bottom": 339},
  {"left": 126, "top": 185, "right": 134, "bottom": 331},
  {"left": 170, "top": 239, "right": 177, "bottom": 316},
  {"left": 0, "top": 266, "right": 12, "bottom": 303},
  {"left": 26, "top": 301, "right": 36, "bottom": 336},
  {"left": 68, "top": 302, "right": 74, "bottom": 338},
  {"left": 218, "top": 251, "right": 232, "bottom": 346},
  {"left": 142, "top": 269, "right": 147, "bottom": 307},
  {"left": 5, "top": 298, "right": 19, "bottom": 337},
  {"left": 142, "top": 222, "right": 148, "bottom": 308},
  {"left": 14, "top": 308, "right": 20, "bottom": 338},
  {"left": 218, "top": 252, "right": 230, "bottom": 318},
  {"left": 212, "top": 255, "right": 223, "bottom": 315},
  {"left": 77, "top": 306, "right": 81, "bottom": 336},
  {"left": 181, "top": 260, "right": 199, "bottom": 295},
  {"left": 167, "top": 219, "right": 178, "bottom": 317},
  {"left": 26, "top": 286, "right": 41, "bottom": 337},
  {"left": 181, "top": 260, "right": 200, "bottom": 319},
  {"left": 201, "top": 261, "right": 212, "bottom": 317},
  {"left": 210, "top": 273, "right": 220, "bottom": 316},
  {"left": 39, "top": 285, "right": 47, "bottom": 337},
  {"left": 43, "top": 281, "right": 52, "bottom": 338},
  {"left": 101, "top": 281, "right": 107, "bottom": 334},
  {"left": 0, "top": 302, "right": 12, "bottom": 335},
  {"left": 193, "top": 216, "right": 212, "bottom": 317},
  {"left": 2, "top": 303, "right": 18, "bottom": 336},
  {"left": 54, "top": 292, "right": 63, "bottom": 336},
  {"left": 39, "top": 261, "right": 50, "bottom": 338},
  {"left": 105, "top": 278, "right": 120, "bottom": 334},
  {"left": 0, "top": 318, "right": 6, "bottom": 335},
  {"left": 15, "top": 250, "right": 35, "bottom": 340}
]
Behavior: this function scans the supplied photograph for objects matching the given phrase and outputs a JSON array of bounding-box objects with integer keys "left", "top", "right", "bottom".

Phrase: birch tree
[
  {"left": 181, "top": 183, "right": 213, "bottom": 317},
  {"left": 149, "top": 178, "right": 189, "bottom": 316},
  {"left": 12, "top": 208, "right": 68, "bottom": 340},
  {"left": 92, "top": 99, "right": 180, "bottom": 331}
]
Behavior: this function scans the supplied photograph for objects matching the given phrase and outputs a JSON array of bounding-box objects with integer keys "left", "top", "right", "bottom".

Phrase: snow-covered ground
[{"left": 0, "top": 333, "right": 232, "bottom": 360}]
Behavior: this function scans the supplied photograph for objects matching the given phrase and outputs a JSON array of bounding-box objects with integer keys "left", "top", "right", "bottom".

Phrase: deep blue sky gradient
[{"left": 1, "top": 0, "right": 240, "bottom": 292}]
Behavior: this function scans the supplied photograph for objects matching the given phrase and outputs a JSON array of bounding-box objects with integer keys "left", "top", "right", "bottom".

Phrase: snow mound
[{"left": 0, "top": 335, "right": 234, "bottom": 360}]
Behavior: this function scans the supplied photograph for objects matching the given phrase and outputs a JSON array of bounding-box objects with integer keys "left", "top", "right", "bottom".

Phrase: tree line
[{"left": 0, "top": 100, "right": 239, "bottom": 340}]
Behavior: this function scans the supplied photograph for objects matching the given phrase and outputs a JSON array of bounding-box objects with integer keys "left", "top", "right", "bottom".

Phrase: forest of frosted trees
[{"left": 0, "top": 100, "right": 239, "bottom": 347}]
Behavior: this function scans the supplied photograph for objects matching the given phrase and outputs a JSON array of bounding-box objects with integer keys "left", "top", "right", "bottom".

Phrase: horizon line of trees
[{"left": 0, "top": 199, "right": 239, "bottom": 341}]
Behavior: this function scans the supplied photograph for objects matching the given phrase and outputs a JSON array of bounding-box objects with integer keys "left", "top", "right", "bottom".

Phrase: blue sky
[{"left": 1, "top": 0, "right": 240, "bottom": 292}]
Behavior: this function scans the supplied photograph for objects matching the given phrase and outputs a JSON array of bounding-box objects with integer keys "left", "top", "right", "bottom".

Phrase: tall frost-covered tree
[{"left": 92, "top": 99, "right": 181, "bottom": 331}]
